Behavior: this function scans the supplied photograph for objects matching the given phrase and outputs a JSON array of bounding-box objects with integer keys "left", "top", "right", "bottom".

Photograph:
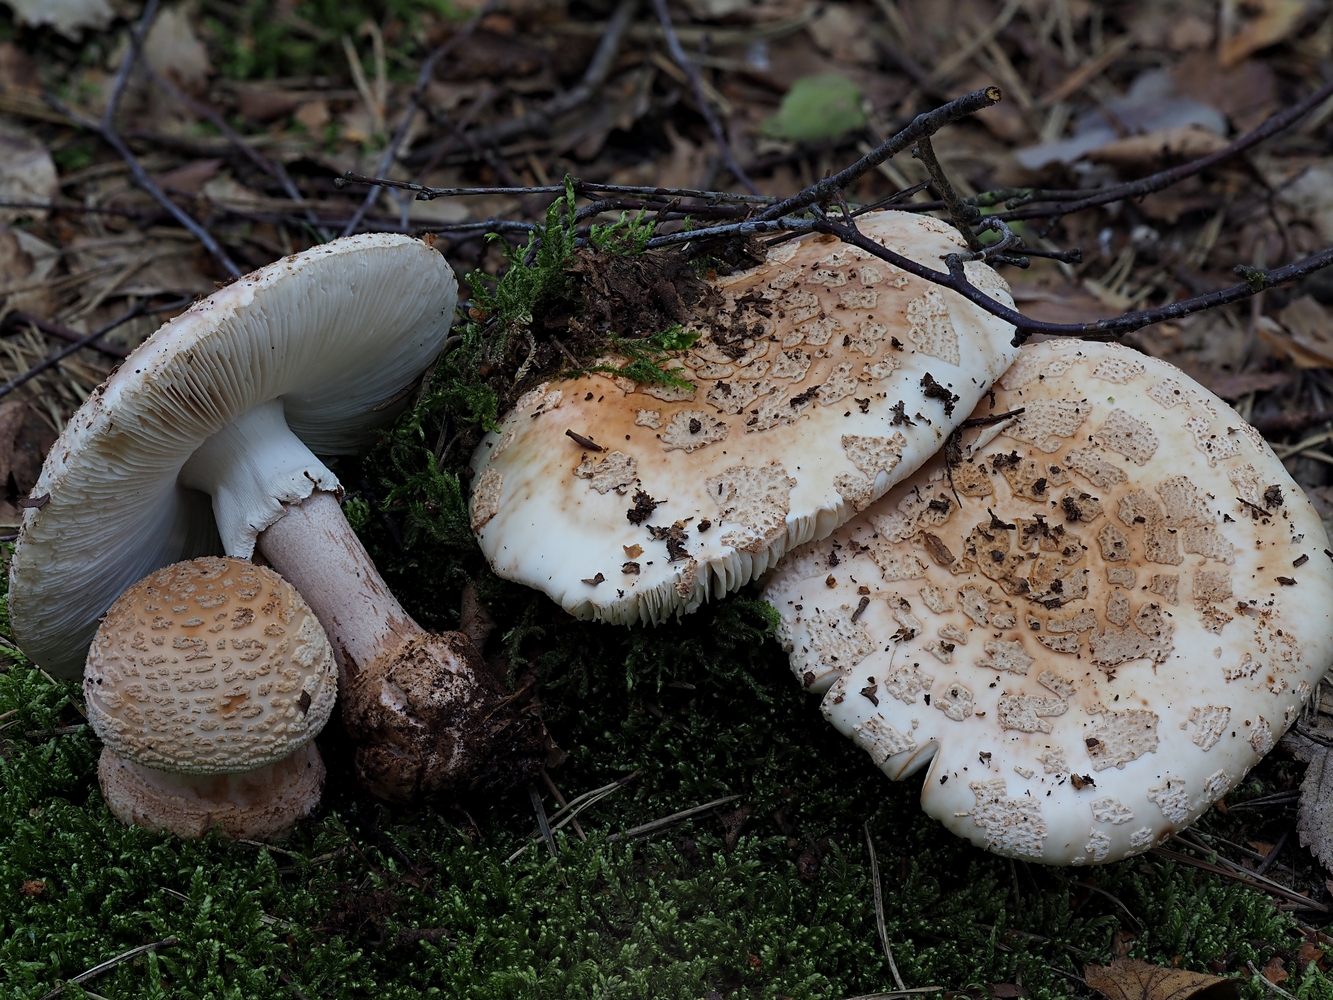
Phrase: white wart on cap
[
  {"left": 762, "top": 339, "right": 1333, "bottom": 864},
  {"left": 9, "top": 233, "right": 457, "bottom": 677},
  {"left": 469, "top": 211, "right": 1020, "bottom": 625},
  {"left": 84, "top": 557, "right": 336, "bottom": 774}
]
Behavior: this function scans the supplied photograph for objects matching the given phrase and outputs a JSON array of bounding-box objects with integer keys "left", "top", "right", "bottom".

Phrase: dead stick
[
  {"left": 4, "top": 312, "right": 129, "bottom": 359},
  {"left": 341, "top": 0, "right": 499, "bottom": 236},
  {"left": 42, "top": 0, "right": 242, "bottom": 278},
  {"left": 650, "top": 0, "right": 758, "bottom": 195},
  {"left": 756, "top": 87, "right": 1002, "bottom": 221},
  {"left": 607, "top": 794, "right": 740, "bottom": 841}
]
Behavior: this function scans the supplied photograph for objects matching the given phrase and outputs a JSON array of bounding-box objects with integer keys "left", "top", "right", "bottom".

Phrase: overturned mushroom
[
  {"left": 10, "top": 234, "right": 546, "bottom": 802},
  {"left": 470, "top": 211, "right": 1020, "bottom": 624},
  {"left": 88, "top": 557, "right": 334, "bottom": 840},
  {"left": 763, "top": 339, "right": 1333, "bottom": 864}
]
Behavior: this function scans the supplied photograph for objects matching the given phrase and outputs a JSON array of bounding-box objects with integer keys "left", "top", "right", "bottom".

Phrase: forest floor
[{"left": 5, "top": 0, "right": 1333, "bottom": 997}]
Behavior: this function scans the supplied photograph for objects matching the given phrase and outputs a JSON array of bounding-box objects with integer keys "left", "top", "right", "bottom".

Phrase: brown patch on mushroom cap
[
  {"left": 84, "top": 557, "right": 336, "bottom": 775},
  {"left": 98, "top": 741, "right": 324, "bottom": 841},
  {"left": 469, "top": 211, "right": 1021, "bottom": 626},
  {"left": 764, "top": 339, "right": 1333, "bottom": 865}
]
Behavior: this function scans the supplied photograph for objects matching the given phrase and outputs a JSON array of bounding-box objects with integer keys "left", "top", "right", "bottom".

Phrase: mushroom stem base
[
  {"left": 98, "top": 742, "right": 325, "bottom": 841},
  {"left": 343, "top": 632, "right": 548, "bottom": 803}
]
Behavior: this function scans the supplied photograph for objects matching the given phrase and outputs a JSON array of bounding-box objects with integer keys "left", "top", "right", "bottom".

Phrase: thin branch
[
  {"left": 650, "top": 0, "right": 757, "bottom": 194},
  {"left": 43, "top": 1, "right": 243, "bottom": 278},
  {"left": 913, "top": 136, "right": 981, "bottom": 250},
  {"left": 337, "top": 172, "right": 773, "bottom": 205},
  {"left": 143, "top": 64, "right": 332, "bottom": 241},
  {"left": 999, "top": 74, "right": 1333, "bottom": 222},
  {"left": 341, "top": 1, "right": 497, "bottom": 237},
  {"left": 37, "top": 937, "right": 179, "bottom": 1000},
  {"left": 3, "top": 312, "right": 130, "bottom": 359},
  {"left": 409, "top": 0, "right": 639, "bottom": 165},
  {"left": 0, "top": 299, "right": 189, "bottom": 401},
  {"left": 756, "top": 87, "right": 1002, "bottom": 222}
]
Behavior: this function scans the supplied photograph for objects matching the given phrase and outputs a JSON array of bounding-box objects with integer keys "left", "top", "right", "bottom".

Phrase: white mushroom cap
[
  {"left": 98, "top": 741, "right": 325, "bottom": 841},
  {"left": 85, "top": 557, "right": 336, "bottom": 774},
  {"left": 762, "top": 339, "right": 1333, "bottom": 864},
  {"left": 10, "top": 234, "right": 457, "bottom": 677},
  {"left": 469, "top": 211, "right": 1020, "bottom": 625}
]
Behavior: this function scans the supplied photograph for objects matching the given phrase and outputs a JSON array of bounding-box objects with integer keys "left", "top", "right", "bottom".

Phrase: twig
[
  {"left": 338, "top": 173, "right": 772, "bottom": 205},
  {"left": 143, "top": 65, "right": 331, "bottom": 241},
  {"left": 913, "top": 136, "right": 981, "bottom": 249},
  {"left": 3, "top": 312, "right": 129, "bottom": 359},
  {"left": 0, "top": 299, "right": 188, "bottom": 401},
  {"left": 650, "top": 0, "right": 757, "bottom": 195},
  {"left": 607, "top": 794, "right": 740, "bottom": 841},
  {"left": 340, "top": 1, "right": 496, "bottom": 237},
  {"left": 37, "top": 937, "right": 179, "bottom": 1000},
  {"left": 43, "top": 0, "right": 242, "bottom": 277},
  {"left": 1000, "top": 75, "right": 1333, "bottom": 222},
  {"left": 864, "top": 822, "right": 907, "bottom": 992},
  {"left": 410, "top": 0, "right": 639, "bottom": 166},
  {"left": 1248, "top": 961, "right": 1301, "bottom": 1000},
  {"left": 1255, "top": 830, "right": 1289, "bottom": 877},
  {"left": 756, "top": 87, "right": 1002, "bottom": 222},
  {"left": 1227, "top": 789, "right": 1302, "bottom": 809}
]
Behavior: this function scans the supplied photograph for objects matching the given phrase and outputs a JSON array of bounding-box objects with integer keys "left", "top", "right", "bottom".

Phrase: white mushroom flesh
[
  {"left": 762, "top": 339, "right": 1333, "bottom": 864},
  {"left": 470, "top": 212, "right": 1020, "bottom": 625}
]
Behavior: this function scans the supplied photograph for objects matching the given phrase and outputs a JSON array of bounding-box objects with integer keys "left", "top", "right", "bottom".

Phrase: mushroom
[
  {"left": 10, "top": 234, "right": 546, "bottom": 802},
  {"left": 87, "top": 557, "right": 334, "bottom": 840},
  {"left": 469, "top": 211, "right": 1020, "bottom": 625},
  {"left": 762, "top": 339, "right": 1333, "bottom": 864}
]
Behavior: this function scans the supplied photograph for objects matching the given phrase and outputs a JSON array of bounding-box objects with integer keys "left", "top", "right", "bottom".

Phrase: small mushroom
[
  {"left": 470, "top": 211, "right": 1020, "bottom": 625},
  {"left": 763, "top": 339, "right": 1333, "bottom": 864},
  {"left": 87, "top": 557, "right": 334, "bottom": 840},
  {"left": 10, "top": 234, "right": 546, "bottom": 802}
]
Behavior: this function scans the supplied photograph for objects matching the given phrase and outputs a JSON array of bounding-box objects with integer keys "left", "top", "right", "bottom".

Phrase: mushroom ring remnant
[
  {"left": 469, "top": 211, "right": 1020, "bottom": 625},
  {"left": 762, "top": 339, "right": 1333, "bottom": 865},
  {"left": 88, "top": 557, "right": 334, "bottom": 840}
]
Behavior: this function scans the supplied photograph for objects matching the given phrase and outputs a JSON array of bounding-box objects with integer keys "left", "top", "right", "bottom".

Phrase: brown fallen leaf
[
  {"left": 1219, "top": 0, "right": 1314, "bottom": 67},
  {"left": 1263, "top": 957, "right": 1287, "bottom": 985},
  {"left": 1200, "top": 370, "right": 1293, "bottom": 400},
  {"left": 1087, "top": 125, "right": 1230, "bottom": 169},
  {"left": 1084, "top": 958, "right": 1240, "bottom": 1000},
  {"left": 1258, "top": 298, "right": 1333, "bottom": 368},
  {"left": 1291, "top": 727, "right": 1333, "bottom": 873},
  {"left": 19, "top": 879, "right": 44, "bottom": 896}
]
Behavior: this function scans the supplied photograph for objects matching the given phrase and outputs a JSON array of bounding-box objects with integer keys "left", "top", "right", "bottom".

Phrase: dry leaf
[
  {"left": 0, "top": 122, "right": 57, "bottom": 222},
  {"left": 1219, "top": 0, "right": 1313, "bottom": 67},
  {"left": 144, "top": 4, "right": 212, "bottom": 93},
  {"left": 0, "top": 400, "right": 57, "bottom": 528},
  {"left": 806, "top": 4, "right": 878, "bottom": 66},
  {"left": 0, "top": 42, "right": 40, "bottom": 92},
  {"left": 4, "top": 0, "right": 114, "bottom": 39},
  {"left": 153, "top": 159, "right": 223, "bottom": 197},
  {"left": 1296, "top": 734, "right": 1333, "bottom": 873},
  {"left": 1247, "top": 840, "right": 1276, "bottom": 857},
  {"left": 295, "top": 100, "right": 331, "bottom": 132},
  {"left": 1084, "top": 958, "right": 1240, "bottom": 1000},
  {"left": 1263, "top": 958, "right": 1287, "bottom": 985},
  {"left": 234, "top": 86, "right": 302, "bottom": 123},
  {"left": 1273, "top": 296, "right": 1333, "bottom": 367},
  {"left": 1086, "top": 124, "right": 1229, "bottom": 169}
]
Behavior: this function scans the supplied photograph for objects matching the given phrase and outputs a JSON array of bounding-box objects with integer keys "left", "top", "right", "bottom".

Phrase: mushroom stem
[{"left": 257, "top": 490, "right": 420, "bottom": 683}]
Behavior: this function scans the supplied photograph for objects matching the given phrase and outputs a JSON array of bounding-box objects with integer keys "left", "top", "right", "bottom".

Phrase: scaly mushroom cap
[
  {"left": 85, "top": 557, "right": 336, "bottom": 775},
  {"left": 10, "top": 233, "right": 456, "bottom": 677},
  {"left": 762, "top": 339, "right": 1333, "bottom": 865},
  {"left": 469, "top": 212, "right": 1020, "bottom": 625},
  {"left": 98, "top": 741, "right": 325, "bottom": 841}
]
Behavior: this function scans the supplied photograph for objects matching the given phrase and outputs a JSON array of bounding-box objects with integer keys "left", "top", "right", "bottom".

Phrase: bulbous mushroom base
[
  {"left": 98, "top": 742, "right": 325, "bottom": 841},
  {"left": 342, "top": 631, "right": 547, "bottom": 803}
]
